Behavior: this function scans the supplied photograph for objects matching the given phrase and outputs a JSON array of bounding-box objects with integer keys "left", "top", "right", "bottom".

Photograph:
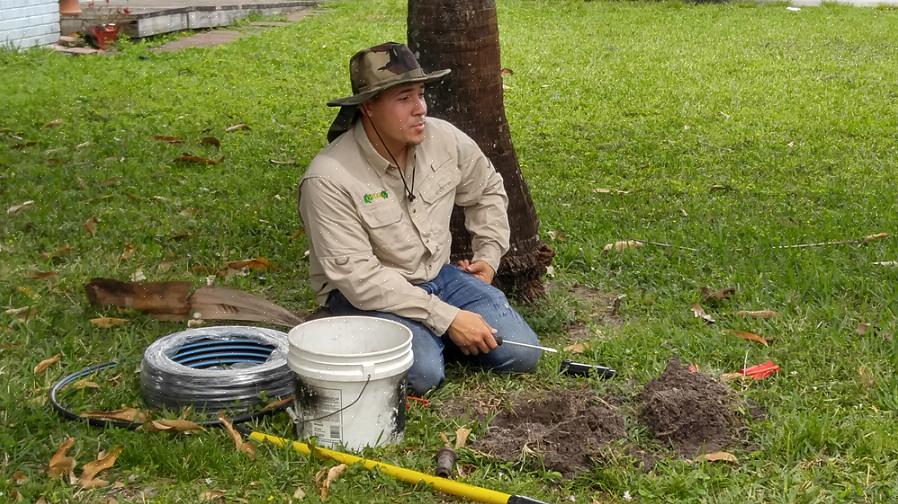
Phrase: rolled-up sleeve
[
  {"left": 299, "top": 176, "right": 460, "bottom": 334},
  {"left": 452, "top": 131, "right": 510, "bottom": 273}
]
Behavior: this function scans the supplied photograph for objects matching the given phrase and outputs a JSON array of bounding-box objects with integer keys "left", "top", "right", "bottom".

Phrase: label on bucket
[{"left": 300, "top": 386, "right": 343, "bottom": 445}]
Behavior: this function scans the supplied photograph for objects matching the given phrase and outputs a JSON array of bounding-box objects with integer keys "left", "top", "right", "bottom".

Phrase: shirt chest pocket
[
  {"left": 419, "top": 163, "right": 461, "bottom": 204},
  {"left": 359, "top": 201, "right": 402, "bottom": 229}
]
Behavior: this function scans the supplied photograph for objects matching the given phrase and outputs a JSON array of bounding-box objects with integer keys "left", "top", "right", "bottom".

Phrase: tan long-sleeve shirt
[{"left": 298, "top": 118, "right": 510, "bottom": 335}]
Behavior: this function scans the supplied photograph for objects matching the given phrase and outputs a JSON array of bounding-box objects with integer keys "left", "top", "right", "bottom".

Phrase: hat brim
[{"left": 326, "top": 69, "right": 451, "bottom": 107}]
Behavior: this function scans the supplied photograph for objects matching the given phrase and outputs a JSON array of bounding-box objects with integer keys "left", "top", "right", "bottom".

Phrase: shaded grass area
[{"left": 2, "top": 0, "right": 898, "bottom": 502}]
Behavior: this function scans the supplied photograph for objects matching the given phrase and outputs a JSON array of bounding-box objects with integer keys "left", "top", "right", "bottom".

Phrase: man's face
[{"left": 364, "top": 83, "right": 428, "bottom": 147}]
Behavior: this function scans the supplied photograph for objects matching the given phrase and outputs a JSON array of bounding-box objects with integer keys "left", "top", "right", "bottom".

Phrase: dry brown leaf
[
  {"left": 175, "top": 153, "right": 223, "bottom": 165},
  {"left": 34, "top": 354, "right": 61, "bottom": 374},
  {"left": 858, "top": 366, "right": 875, "bottom": 387},
  {"left": 44, "top": 118, "right": 64, "bottom": 128},
  {"left": 35, "top": 497, "right": 49, "bottom": 504},
  {"left": 701, "top": 287, "right": 736, "bottom": 303},
  {"left": 697, "top": 451, "right": 738, "bottom": 463},
  {"left": 200, "top": 490, "right": 226, "bottom": 501},
  {"left": 90, "top": 317, "right": 129, "bottom": 329},
  {"left": 455, "top": 427, "right": 471, "bottom": 449},
  {"left": 79, "top": 446, "right": 123, "bottom": 488},
  {"left": 200, "top": 136, "right": 221, "bottom": 147},
  {"left": 83, "top": 217, "right": 99, "bottom": 236},
  {"left": 156, "top": 260, "right": 175, "bottom": 273},
  {"left": 317, "top": 464, "right": 348, "bottom": 500},
  {"left": 292, "top": 486, "right": 306, "bottom": 500},
  {"left": 500, "top": 67, "right": 514, "bottom": 77},
  {"left": 731, "top": 330, "right": 769, "bottom": 346},
  {"left": 226, "top": 257, "right": 271, "bottom": 271},
  {"left": 691, "top": 303, "right": 715, "bottom": 324},
  {"left": 261, "top": 395, "right": 294, "bottom": 412},
  {"left": 225, "top": 123, "right": 250, "bottom": 133},
  {"left": 41, "top": 245, "right": 72, "bottom": 259},
  {"left": 146, "top": 418, "right": 204, "bottom": 433},
  {"left": 856, "top": 322, "right": 871, "bottom": 336},
  {"left": 120, "top": 244, "right": 136, "bottom": 261},
  {"left": 47, "top": 437, "right": 76, "bottom": 478},
  {"left": 563, "top": 342, "right": 589, "bottom": 354},
  {"left": 439, "top": 432, "right": 451, "bottom": 446},
  {"left": 9, "top": 488, "right": 22, "bottom": 502},
  {"left": 603, "top": 240, "right": 644, "bottom": 252},
  {"left": 12, "top": 470, "right": 28, "bottom": 485},
  {"left": 72, "top": 379, "right": 100, "bottom": 390},
  {"left": 735, "top": 310, "right": 779, "bottom": 319},
  {"left": 7, "top": 200, "right": 34, "bottom": 215},
  {"left": 863, "top": 232, "right": 889, "bottom": 243},
  {"left": 81, "top": 408, "right": 148, "bottom": 423},
  {"left": 218, "top": 414, "right": 256, "bottom": 459},
  {"left": 720, "top": 372, "right": 748, "bottom": 382},
  {"left": 152, "top": 135, "right": 183, "bottom": 144},
  {"left": 27, "top": 271, "right": 58, "bottom": 280}
]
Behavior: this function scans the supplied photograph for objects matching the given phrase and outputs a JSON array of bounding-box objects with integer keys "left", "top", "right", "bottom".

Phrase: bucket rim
[{"left": 288, "top": 315, "right": 413, "bottom": 359}]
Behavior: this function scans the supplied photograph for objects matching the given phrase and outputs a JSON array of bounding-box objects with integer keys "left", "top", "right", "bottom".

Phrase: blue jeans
[{"left": 326, "top": 264, "right": 542, "bottom": 394}]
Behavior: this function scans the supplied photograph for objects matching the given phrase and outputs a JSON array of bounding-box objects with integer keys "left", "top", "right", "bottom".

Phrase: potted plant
[{"left": 85, "top": 0, "right": 130, "bottom": 49}]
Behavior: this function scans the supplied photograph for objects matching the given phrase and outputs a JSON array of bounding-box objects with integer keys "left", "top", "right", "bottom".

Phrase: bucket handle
[{"left": 301, "top": 374, "right": 372, "bottom": 423}]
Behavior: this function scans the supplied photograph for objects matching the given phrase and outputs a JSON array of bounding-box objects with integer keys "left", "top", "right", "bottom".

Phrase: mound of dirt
[
  {"left": 639, "top": 358, "right": 743, "bottom": 457},
  {"left": 473, "top": 389, "right": 626, "bottom": 476}
]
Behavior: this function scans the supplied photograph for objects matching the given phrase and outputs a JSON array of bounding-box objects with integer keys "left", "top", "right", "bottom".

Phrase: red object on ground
[
  {"left": 90, "top": 23, "right": 119, "bottom": 50},
  {"left": 739, "top": 360, "right": 780, "bottom": 379},
  {"left": 405, "top": 395, "right": 430, "bottom": 410}
]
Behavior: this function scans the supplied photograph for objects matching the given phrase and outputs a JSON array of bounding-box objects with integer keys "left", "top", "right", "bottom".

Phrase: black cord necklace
[{"left": 370, "top": 120, "right": 416, "bottom": 202}]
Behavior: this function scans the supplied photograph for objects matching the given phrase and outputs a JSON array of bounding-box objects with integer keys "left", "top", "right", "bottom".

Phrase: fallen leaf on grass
[
  {"left": 873, "top": 260, "right": 898, "bottom": 267},
  {"left": 200, "top": 136, "right": 221, "bottom": 147},
  {"left": 5, "top": 306, "right": 36, "bottom": 321},
  {"left": 98, "top": 176, "right": 122, "bottom": 187},
  {"left": 316, "top": 464, "right": 348, "bottom": 500},
  {"left": 500, "top": 67, "right": 514, "bottom": 77},
  {"left": 83, "top": 217, "right": 99, "bottom": 236},
  {"left": 730, "top": 330, "right": 769, "bottom": 346},
  {"left": 120, "top": 244, "right": 136, "bottom": 261},
  {"left": 79, "top": 446, "right": 123, "bottom": 489},
  {"left": 175, "top": 153, "right": 223, "bottom": 165},
  {"left": 709, "top": 184, "right": 732, "bottom": 192},
  {"left": 261, "top": 396, "right": 294, "bottom": 412},
  {"left": 858, "top": 366, "right": 875, "bottom": 387},
  {"left": 146, "top": 418, "right": 204, "bottom": 433},
  {"left": 41, "top": 245, "right": 72, "bottom": 259},
  {"left": 152, "top": 135, "right": 183, "bottom": 144},
  {"left": 226, "top": 257, "right": 271, "bottom": 271},
  {"left": 563, "top": 342, "right": 589, "bottom": 353},
  {"left": 856, "top": 322, "right": 871, "bottom": 336},
  {"left": 130, "top": 268, "right": 147, "bottom": 282},
  {"left": 691, "top": 303, "right": 715, "bottom": 324},
  {"left": 81, "top": 408, "right": 148, "bottom": 423},
  {"left": 863, "top": 232, "right": 888, "bottom": 243},
  {"left": 292, "top": 486, "right": 306, "bottom": 500},
  {"left": 12, "top": 470, "right": 28, "bottom": 485},
  {"left": 268, "top": 158, "right": 297, "bottom": 166},
  {"left": 7, "top": 200, "right": 34, "bottom": 215},
  {"left": 90, "top": 317, "right": 128, "bottom": 329},
  {"left": 27, "top": 271, "right": 58, "bottom": 280},
  {"left": 603, "top": 240, "right": 644, "bottom": 252},
  {"left": 72, "top": 379, "right": 100, "bottom": 390},
  {"left": 44, "top": 118, "right": 64, "bottom": 128},
  {"left": 696, "top": 451, "right": 738, "bottom": 463},
  {"left": 47, "top": 437, "right": 76, "bottom": 479},
  {"left": 200, "top": 490, "right": 226, "bottom": 501},
  {"left": 592, "top": 188, "right": 630, "bottom": 195},
  {"left": 455, "top": 426, "right": 471, "bottom": 449},
  {"left": 218, "top": 414, "right": 256, "bottom": 459},
  {"left": 735, "top": 310, "right": 778, "bottom": 319},
  {"left": 700, "top": 286, "right": 736, "bottom": 303},
  {"left": 225, "top": 123, "right": 250, "bottom": 133},
  {"left": 34, "top": 354, "right": 61, "bottom": 374},
  {"left": 76, "top": 141, "right": 92, "bottom": 149}
]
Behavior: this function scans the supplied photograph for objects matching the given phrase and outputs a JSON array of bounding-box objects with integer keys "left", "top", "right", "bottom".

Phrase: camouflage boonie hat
[{"left": 327, "top": 42, "right": 450, "bottom": 107}]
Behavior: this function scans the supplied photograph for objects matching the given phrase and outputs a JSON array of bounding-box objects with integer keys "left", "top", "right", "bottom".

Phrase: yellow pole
[{"left": 249, "top": 431, "right": 512, "bottom": 504}]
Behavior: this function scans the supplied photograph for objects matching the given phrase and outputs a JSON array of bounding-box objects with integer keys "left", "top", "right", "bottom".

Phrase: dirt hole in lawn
[{"left": 461, "top": 358, "right": 752, "bottom": 475}]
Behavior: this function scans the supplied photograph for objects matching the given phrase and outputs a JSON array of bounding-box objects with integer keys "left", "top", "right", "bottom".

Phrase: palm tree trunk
[{"left": 408, "top": 0, "right": 554, "bottom": 301}]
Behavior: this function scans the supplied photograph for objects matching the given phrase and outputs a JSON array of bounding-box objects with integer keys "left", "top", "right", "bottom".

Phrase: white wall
[{"left": 0, "top": 0, "right": 60, "bottom": 49}]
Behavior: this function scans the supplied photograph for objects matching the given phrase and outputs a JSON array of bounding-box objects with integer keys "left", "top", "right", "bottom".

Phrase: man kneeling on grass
[{"left": 298, "top": 42, "right": 542, "bottom": 394}]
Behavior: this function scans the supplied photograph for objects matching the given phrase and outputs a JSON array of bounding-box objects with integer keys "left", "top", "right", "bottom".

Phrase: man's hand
[
  {"left": 457, "top": 259, "right": 495, "bottom": 284},
  {"left": 446, "top": 310, "right": 498, "bottom": 356}
]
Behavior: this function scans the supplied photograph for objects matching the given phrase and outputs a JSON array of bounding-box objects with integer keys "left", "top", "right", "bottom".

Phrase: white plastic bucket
[{"left": 286, "top": 316, "right": 414, "bottom": 450}]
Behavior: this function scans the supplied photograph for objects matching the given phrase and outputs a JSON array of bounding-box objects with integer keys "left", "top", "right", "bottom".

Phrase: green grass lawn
[{"left": 3, "top": 0, "right": 898, "bottom": 502}]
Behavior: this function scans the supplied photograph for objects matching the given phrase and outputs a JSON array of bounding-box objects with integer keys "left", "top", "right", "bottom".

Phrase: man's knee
[{"left": 407, "top": 360, "right": 444, "bottom": 395}]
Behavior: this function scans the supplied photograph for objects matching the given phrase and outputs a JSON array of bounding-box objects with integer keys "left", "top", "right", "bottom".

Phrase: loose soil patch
[
  {"left": 639, "top": 358, "right": 744, "bottom": 457},
  {"left": 473, "top": 389, "right": 626, "bottom": 476}
]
